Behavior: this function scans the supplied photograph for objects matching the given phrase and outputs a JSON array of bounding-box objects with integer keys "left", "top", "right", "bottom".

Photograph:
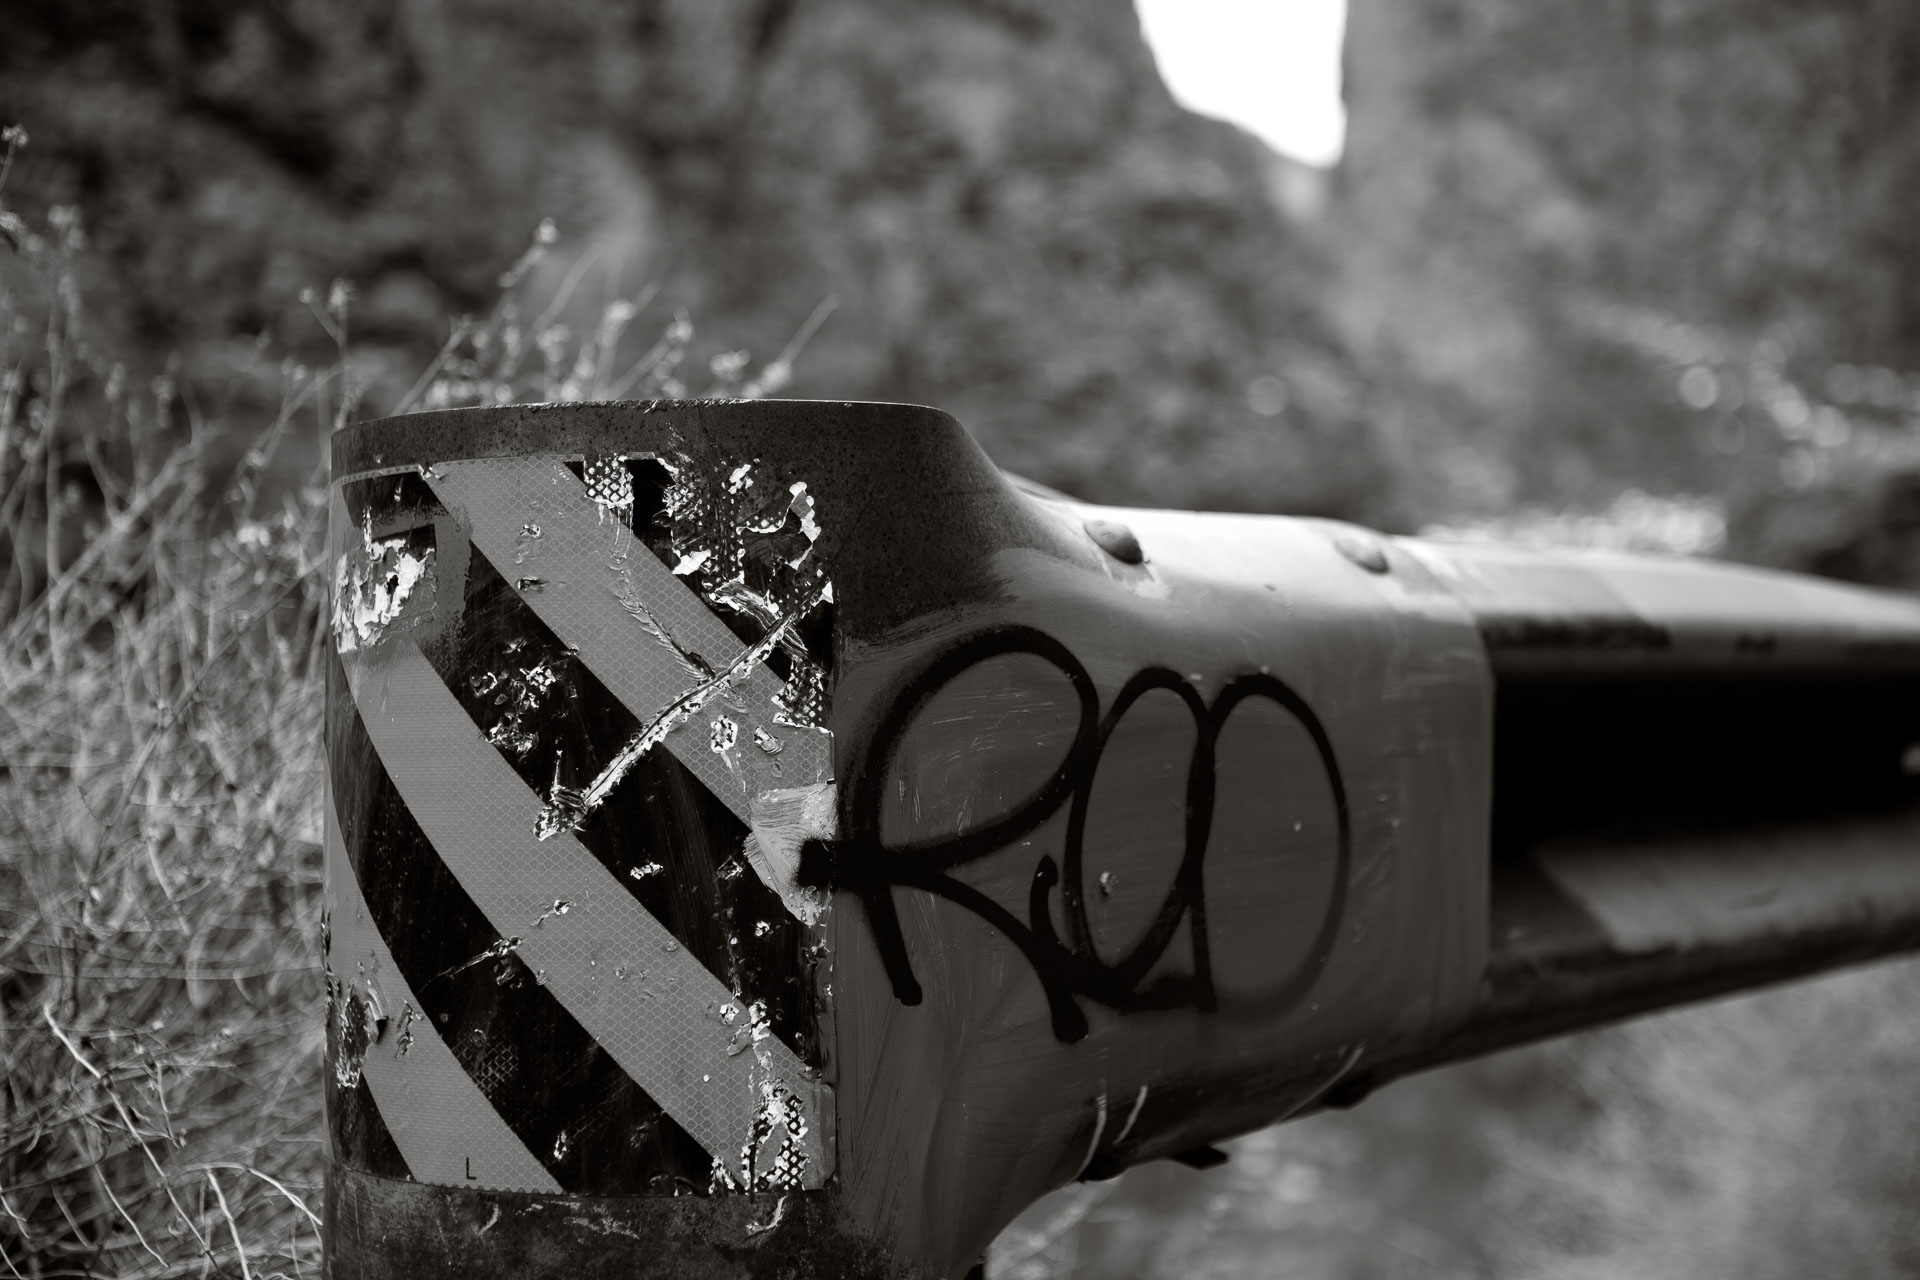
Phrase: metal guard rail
[{"left": 320, "top": 400, "right": 1920, "bottom": 1279}]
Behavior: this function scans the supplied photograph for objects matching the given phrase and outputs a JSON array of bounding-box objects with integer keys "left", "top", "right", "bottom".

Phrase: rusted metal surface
[{"left": 325, "top": 399, "right": 1920, "bottom": 1279}]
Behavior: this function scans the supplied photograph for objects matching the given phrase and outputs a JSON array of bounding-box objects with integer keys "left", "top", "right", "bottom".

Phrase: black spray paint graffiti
[{"left": 801, "top": 626, "right": 1351, "bottom": 1043}]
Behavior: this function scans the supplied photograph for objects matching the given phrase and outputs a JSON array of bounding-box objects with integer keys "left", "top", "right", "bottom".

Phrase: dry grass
[
  {"left": 0, "top": 128, "right": 815, "bottom": 1277},
  {"left": 2, "top": 124, "right": 332, "bottom": 1276}
]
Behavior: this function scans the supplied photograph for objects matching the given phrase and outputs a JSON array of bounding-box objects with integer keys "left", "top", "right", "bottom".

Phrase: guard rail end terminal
[{"left": 322, "top": 399, "right": 1920, "bottom": 1278}]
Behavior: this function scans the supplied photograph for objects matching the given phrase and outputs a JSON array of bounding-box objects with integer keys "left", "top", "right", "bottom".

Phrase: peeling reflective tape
[
  {"left": 343, "top": 642, "right": 832, "bottom": 1189},
  {"left": 410, "top": 548, "right": 825, "bottom": 1062},
  {"left": 325, "top": 776, "right": 561, "bottom": 1193},
  {"left": 425, "top": 458, "right": 832, "bottom": 824},
  {"left": 330, "top": 480, "right": 442, "bottom": 653},
  {"left": 328, "top": 651, "right": 713, "bottom": 1193},
  {"left": 743, "top": 783, "right": 838, "bottom": 926}
]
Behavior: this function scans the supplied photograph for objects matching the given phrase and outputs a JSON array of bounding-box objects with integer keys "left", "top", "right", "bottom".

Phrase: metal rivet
[
  {"left": 1085, "top": 519, "right": 1144, "bottom": 565},
  {"left": 1333, "top": 533, "right": 1390, "bottom": 574}
]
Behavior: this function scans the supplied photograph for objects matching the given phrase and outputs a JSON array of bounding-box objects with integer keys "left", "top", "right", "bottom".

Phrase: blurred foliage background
[
  {"left": 2, "top": 0, "right": 1919, "bottom": 556},
  {"left": 3, "top": 0, "right": 1920, "bottom": 1275}
]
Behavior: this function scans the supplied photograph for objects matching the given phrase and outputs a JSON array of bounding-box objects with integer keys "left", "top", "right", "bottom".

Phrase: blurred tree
[
  {"left": 2, "top": 0, "right": 1914, "bottom": 536},
  {"left": 1341, "top": 0, "right": 1920, "bottom": 553},
  {"left": 0, "top": 0, "right": 1405, "bottom": 523}
]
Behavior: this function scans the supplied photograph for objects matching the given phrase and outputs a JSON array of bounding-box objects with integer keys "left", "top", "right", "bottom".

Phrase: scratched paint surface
[{"left": 824, "top": 511, "right": 1492, "bottom": 1272}]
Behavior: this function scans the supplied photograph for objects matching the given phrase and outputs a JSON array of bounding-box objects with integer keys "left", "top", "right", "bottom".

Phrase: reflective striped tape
[
  {"left": 327, "top": 448, "right": 837, "bottom": 1195},
  {"left": 342, "top": 640, "right": 831, "bottom": 1188},
  {"left": 426, "top": 457, "right": 833, "bottom": 818},
  {"left": 324, "top": 774, "right": 562, "bottom": 1192},
  {"left": 327, "top": 640, "right": 727, "bottom": 1194}
]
